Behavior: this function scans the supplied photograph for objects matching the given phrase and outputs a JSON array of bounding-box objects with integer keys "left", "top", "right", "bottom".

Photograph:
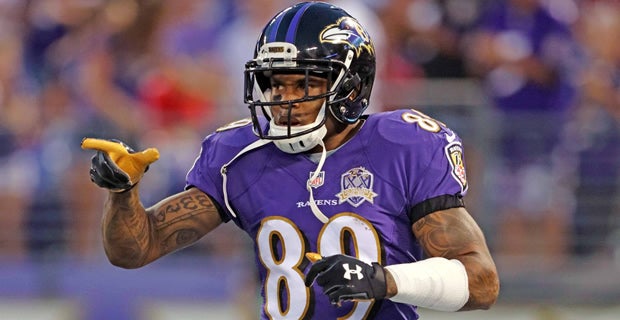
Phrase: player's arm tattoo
[
  {"left": 102, "top": 187, "right": 222, "bottom": 268},
  {"left": 412, "top": 207, "right": 500, "bottom": 310},
  {"left": 150, "top": 189, "right": 220, "bottom": 255}
]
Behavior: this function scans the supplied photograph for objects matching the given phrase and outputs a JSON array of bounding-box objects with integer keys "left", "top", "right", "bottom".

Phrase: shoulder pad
[
  {"left": 215, "top": 118, "right": 253, "bottom": 133},
  {"left": 368, "top": 109, "right": 455, "bottom": 145}
]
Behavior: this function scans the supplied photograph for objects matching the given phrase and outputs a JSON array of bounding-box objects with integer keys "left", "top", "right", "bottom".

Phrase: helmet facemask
[{"left": 244, "top": 42, "right": 355, "bottom": 153}]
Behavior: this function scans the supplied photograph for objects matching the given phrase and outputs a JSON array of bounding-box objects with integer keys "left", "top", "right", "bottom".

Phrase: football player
[{"left": 82, "top": 2, "right": 499, "bottom": 319}]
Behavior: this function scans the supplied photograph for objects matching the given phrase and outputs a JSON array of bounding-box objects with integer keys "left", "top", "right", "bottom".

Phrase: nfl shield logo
[{"left": 308, "top": 171, "right": 325, "bottom": 188}]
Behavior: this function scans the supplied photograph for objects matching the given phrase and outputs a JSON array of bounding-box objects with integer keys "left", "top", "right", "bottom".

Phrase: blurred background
[{"left": 0, "top": 0, "right": 619, "bottom": 319}]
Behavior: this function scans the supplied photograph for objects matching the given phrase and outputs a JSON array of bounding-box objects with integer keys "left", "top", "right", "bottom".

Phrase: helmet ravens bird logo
[{"left": 320, "top": 17, "right": 374, "bottom": 57}]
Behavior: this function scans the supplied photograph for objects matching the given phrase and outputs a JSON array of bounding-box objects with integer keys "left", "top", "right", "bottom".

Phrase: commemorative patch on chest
[
  {"left": 336, "top": 167, "right": 378, "bottom": 207},
  {"left": 445, "top": 142, "right": 468, "bottom": 192}
]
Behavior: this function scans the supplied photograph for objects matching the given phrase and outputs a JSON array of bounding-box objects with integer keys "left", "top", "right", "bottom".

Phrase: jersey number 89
[{"left": 256, "top": 212, "right": 382, "bottom": 319}]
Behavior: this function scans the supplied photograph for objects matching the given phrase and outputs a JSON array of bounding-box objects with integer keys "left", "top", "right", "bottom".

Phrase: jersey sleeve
[
  {"left": 407, "top": 128, "right": 469, "bottom": 223},
  {"left": 366, "top": 110, "right": 470, "bottom": 223},
  {"left": 185, "top": 119, "right": 260, "bottom": 223},
  {"left": 185, "top": 132, "right": 232, "bottom": 223}
]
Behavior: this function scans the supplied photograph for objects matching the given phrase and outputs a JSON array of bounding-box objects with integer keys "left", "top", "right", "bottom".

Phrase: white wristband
[{"left": 384, "top": 257, "right": 469, "bottom": 312}]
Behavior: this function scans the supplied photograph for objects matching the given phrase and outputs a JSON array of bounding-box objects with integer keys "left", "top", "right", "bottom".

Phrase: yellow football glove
[{"left": 81, "top": 138, "right": 160, "bottom": 192}]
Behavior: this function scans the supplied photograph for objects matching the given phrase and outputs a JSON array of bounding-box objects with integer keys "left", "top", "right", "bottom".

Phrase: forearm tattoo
[
  {"left": 103, "top": 189, "right": 220, "bottom": 267},
  {"left": 103, "top": 190, "right": 151, "bottom": 265},
  {"left": 413, "top": 208, "right": 499, "bottom": 310}
]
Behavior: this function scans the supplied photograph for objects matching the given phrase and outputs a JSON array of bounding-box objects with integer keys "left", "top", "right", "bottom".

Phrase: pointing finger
[{"left": 81, "top": 138, "right": 128, "bottom": 154}]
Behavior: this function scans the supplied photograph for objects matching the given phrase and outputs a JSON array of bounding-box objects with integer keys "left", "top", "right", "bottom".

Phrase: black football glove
[
  {"left": 81, "top": 138, "right": 159, "bottom": 192},
  {"left": 304, "top": 253, "right": 387, "bottom": 305}
]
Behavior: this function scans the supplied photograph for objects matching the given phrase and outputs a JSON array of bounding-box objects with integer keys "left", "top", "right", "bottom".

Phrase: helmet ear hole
[{"left": 341, "top": 74, "right": 361, "bottom": 93}]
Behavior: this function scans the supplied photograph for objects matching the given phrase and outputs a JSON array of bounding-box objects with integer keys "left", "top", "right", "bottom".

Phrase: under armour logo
[{"left": 342, "top": 263, "right": 364, "bottom": 280}]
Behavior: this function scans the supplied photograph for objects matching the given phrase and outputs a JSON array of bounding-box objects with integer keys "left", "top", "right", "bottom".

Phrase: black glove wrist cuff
[
  {"left": 113, "top": 182, "right": 137, "bottom": 193},
  {"left": 371, "top": 263, "right": 388, "bottom": 300}
]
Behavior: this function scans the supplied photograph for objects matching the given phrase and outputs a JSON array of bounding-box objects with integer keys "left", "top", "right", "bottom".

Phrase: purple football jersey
[{"left": 186, "top": 110, "right": 468, "bottom": 319}]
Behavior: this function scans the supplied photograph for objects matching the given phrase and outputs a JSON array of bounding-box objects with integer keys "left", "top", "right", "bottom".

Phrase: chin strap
[
  {"left": 307, "top": 140, "right": 329, "bottom": 223},
  {"left": 221, "top": 139, "right": 273, "bottom": 218},
  {"left": 222, "top": 138, "right": 329, "bottom": 224}
]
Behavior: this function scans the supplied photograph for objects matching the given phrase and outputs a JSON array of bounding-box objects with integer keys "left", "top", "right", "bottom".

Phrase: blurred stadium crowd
[{"left": 1, "top": 0, "right": 620, "bottom": 314}]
